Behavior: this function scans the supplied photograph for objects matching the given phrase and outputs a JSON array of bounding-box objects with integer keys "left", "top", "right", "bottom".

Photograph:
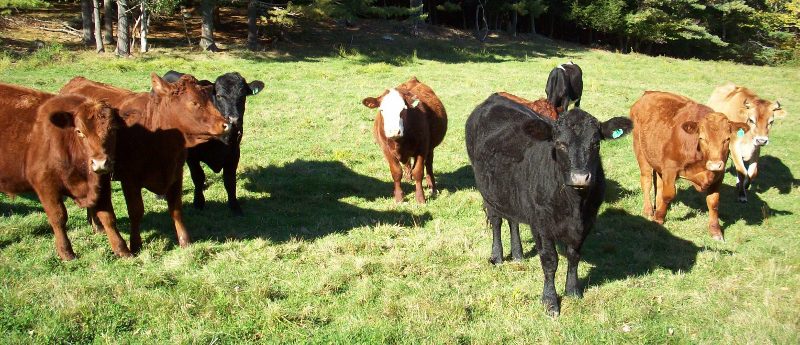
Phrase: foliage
[{"left": 0, "top": 0, "right": 48, "bottom": 14}]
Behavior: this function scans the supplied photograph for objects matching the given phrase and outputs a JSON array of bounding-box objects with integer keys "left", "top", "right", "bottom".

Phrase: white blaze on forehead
[{"left": 380, "top": 88, "right": 406, "bottom": 138}]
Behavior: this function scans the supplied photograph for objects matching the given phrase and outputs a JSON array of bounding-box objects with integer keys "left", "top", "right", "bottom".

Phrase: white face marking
[
  {"left": 747, "top": 162, "right": 757, "bottom": 179},
  {"left": 379, "top": 88, "right": 406, "bottom": 139}
]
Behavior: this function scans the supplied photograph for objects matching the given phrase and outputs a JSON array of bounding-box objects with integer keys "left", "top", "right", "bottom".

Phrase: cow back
[
  {"left": 399, "top": 77, "right": 448, "bottom": 149},
  {"left": 0, "top": 84, "right": 54, "bottom": 193},
  {"left": 497, "top": 92, "right": 558, "bottom": 120}
]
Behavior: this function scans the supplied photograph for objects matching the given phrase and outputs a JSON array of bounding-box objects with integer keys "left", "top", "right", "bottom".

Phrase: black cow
[
  {"left": 163, "top": 71, "right": 264, "bottom": 215},
  {"left": 465, "top": 94, "right": 632, "bottom": 316},
  {"left": 545, "top": 61, "right": 583, "bottom": 113}
]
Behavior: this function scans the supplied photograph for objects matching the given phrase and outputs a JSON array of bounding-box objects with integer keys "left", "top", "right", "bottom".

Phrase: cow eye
[
  {"left": 748, "top": 118, "right": 755, "bottom": 124},
  {"left": 76, "top": 129, "right": 85, "bottom": 138}
]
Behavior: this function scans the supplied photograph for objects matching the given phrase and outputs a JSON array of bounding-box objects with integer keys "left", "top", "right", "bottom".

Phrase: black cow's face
[
  {"left": 550, "top": 109, "right": 633, "bottom": 190},
  {"left": 212, "top": 72, "right": 264, "bottom": 143}
]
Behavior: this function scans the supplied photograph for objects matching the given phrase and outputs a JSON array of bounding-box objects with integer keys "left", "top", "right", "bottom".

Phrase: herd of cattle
[{"left": 0, "top": 62, "right": 786, "bottom": 316}]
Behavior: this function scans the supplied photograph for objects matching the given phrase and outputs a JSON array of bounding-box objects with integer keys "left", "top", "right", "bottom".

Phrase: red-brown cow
[
  {"left": 631, "top": 91, "right": 748, "bottom": 240},
  {"left": 0, "top": 83, "right": 123, "bottom": 260},
  {"left": 362, "top": 77, "right": 447, "bottom": 203},
  {"left": 60, "top": 73, "right": 228, "bottom": 253},
  {"left": 497, "top": 92, "right": 559, "bottom": 120}
]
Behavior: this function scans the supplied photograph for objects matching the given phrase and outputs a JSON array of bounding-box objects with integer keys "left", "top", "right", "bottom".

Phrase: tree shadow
[
  {"left": 136, "top": 160, "right": 431, "bottom": 245},
  {"left": 580, "top": 208, "right": 702, "bottom": 289},
  {"left": 437, "top": 165, "right": 475, "bottom": 193}
]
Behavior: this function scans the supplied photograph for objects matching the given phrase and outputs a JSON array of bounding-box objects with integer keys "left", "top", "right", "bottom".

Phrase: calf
[
  {"left": 60, "top": 74, "right": 229, "bottom": 254},
  {"left": 545, "top": 61, "right": 583, "bottom": 113},
  {"left": 466, "top": 93, "right": 632, "bottom": 316},
  {"left": 707, "top": 83, "right": 787, "bottom": 203},
  {"left": 362, "top": 77, "right": 447, "bottom": 203},
  {"left": 0, "top": 84, "right": 123, "bottom": 260},
  {"left": 162, "top": 70, "right": 264, "bottom": 215},
  {"left": 497, "top": 92, "right": 559, "bottom": 120},
  {"left": 631, "top": 91, "right": 749, "bottom": 240}
]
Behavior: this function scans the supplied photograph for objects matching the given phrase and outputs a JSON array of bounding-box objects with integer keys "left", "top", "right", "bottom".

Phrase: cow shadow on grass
[
  {"left": 437, "top": 165, "right": 476, "bottom": 193},
  {"left": 747, "top": 155, "right": 798, "bottom": 195},
  {"left": 580, "top": 208, "right": 701, "bottom": 289},
  {"left": 0, "top": 194, "right": 83, "bottom": 251},
  {"left": 137, "top": 160, "right": 431, "bottom": 245}
]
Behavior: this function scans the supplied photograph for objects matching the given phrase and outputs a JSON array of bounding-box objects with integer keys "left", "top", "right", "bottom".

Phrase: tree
[
  {"left": 93, "top": 0, "right": 104, "bottom": 52},
  {"left": 116, "top": 0, "right": 130, "bottom": 56},
  {"left": 247, "top": 0, "right": 259, "bottom": 50},
  {"left": 81, "top": 0, "right": 94, "bottom": 44},
  {"left": 200, "top": 0, "right": 218, "bottom": 51},
  {"left": 103, "top": 0, "right": 115, "bottom": 44}
]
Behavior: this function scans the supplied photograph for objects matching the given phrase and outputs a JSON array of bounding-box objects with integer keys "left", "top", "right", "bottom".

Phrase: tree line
[{"left": 2, "top": 0, "right": 798, "bottom": 64}]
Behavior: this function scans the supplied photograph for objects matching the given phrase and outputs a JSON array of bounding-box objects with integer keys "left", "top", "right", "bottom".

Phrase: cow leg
[
  {"left": 565, "top": 245, "right": 582, "bottom": 298},
  {"left": 121, "top": 182, "right": 144, "bottom": 254},
  {"left": 425, "top": 150, "right": 437, "bottom": 198},
  {"left": 735, "top": 170, "right": 748, "bottom": 203},
  {"left": 654, "top": 172, "right": 677, "bottom": 225},
  {"left": 509, "top": 220, "right": 523, "bottom": 262},
  {"left": 634, "top": 148, "right": 655, "bottom": 219},
  {"left": 87, "top": 207, "right": 104, "bottom": 233},
  {"left": 166, "top": 178, "right": 191, "bottom": 248},
  {"left": 187, "top": 158, "right": 206, "bottom": 210},
  {"left": 403, "top": 162, "right": 412, "bottom": 181},
  {"left": 561, "top": 98, "right": 570, "bottom": 113},
  {"left": 487, "top": 207, "right": 503, "bottom": 265},
  {"left": 412, "top": 154, "right": 426, "bottom": 204},
  {"left": 706, "top": 180, "right": 724, "bottom": 241},
  {"left": 93, "top": 177, "right": 132, "bottom": 257},
  {"left": 731, "top": 148, "right": 748, "bottom": 203},
  {"left": 37, "top": 188, "right": 76, "bottom": 260},
  {"left": 223, "top": 158, "right": 242, "bottom": 216},
  {"left": 536, "top": 232, "right": 560, "bottom": 316},
  {"left": 383, "top": 151, "right": 404, "bottom": 203}
]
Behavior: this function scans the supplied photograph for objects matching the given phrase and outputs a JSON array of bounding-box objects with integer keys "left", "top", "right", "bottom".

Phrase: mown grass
[{"left": 0, "top": 36, "right": 798, "bottom": 343}]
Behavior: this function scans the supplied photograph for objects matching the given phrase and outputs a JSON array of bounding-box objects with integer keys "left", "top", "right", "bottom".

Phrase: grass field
[{"left": 1, "top": 32, "right": 799, "bottom": 343}]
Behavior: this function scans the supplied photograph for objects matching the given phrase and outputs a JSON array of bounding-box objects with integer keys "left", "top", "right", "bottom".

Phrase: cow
[
  {"left": 545, "top": 61, "right": 583, "bottom": 113},
  {"left": 707, "top": 83, "right": 787, "bottom": 203},
  {"left": 631, "top": 91, "right": 749, "bottom": 241},
  {"left": 497, "top": 92, "right": 559, "bottom": 120},
  {"left": 0, "top": 83, "right": 124, "bottom": 260},
  {"left": 466, "top": 93, "right": 632, "bottom": 316},
  {"left": 162, "top": 70, "right": 264, "bottom": 215},
  {"left": 60, "top": 73, "right": 229, "bottom": 254},
  {"left": 361, "top": 77, "right": 447, "bottom": 204}
]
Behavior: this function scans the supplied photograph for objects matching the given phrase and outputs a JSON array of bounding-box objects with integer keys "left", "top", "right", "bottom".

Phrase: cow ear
[
  {"left": 773, "top": 101, "right": 786, "bottom": 119},
  {"left": 522, "top": 118, "right": 552, "bottom": 141},
  {"left": 729, "top": 121, "right": 749, "bottom": 135},
  {"left": 600, "top": 116, "right": 633, "bottom": 140},
  {"left": 362, "top": 97, "right": 380, "bottom": 109},
  {"left": 681, "top": 121, "right": 699, "bottom": 134},
  {"left": 150, "top": 72, "right": 172, "bottom": 95},
  {"left": 743, "top": 99, "right": 752, "bottom": 109},
  {"left": 49, "top": 111, "right": 75, "bottom": 129},
  {"left": 248, "top": 80, "right": 265, "bottom": 96}
]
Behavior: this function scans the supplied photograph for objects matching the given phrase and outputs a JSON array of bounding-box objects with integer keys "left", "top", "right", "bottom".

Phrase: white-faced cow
[
  {"left": 362, "top": 77, "right": 447, "bottom": 203},
  {"left": 163, "top": 70, "right": 264, "bottom": 215},
  {"left": 545, "top": 61, "right": 583, "bottom": 113},
  {"left": 466, "top": 93, "right": 632, "bottom": 316},
  {"left": 707, "top": 83, "right": 787, "bottom": 203}
]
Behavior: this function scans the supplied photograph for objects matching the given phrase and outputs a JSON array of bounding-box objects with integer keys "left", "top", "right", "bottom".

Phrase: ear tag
[
  {"left": 737, "top": 128, "right": 745, "bottom": 138},
  {"left": 411, "top": 99, "right": 420, "bottom": 108},
  {"left": 611, "top": 128, "right": 624, "bottom": 139},
  {"left": 252, "top": 88, "right": 259, "bottom": 95}
]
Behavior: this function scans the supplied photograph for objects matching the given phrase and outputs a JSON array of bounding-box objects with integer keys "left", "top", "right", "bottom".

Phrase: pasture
[{"left": 0, "top": 34, "right": 798, "bottom": 343}]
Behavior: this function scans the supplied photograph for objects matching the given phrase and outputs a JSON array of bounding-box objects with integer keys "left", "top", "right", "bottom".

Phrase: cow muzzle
[
  {"left": 91, "top": 158, "right": 113, "bottom": 174},
  {"left": 567, "top": 171, "right": 592, "bottom": 189},
  {"left": 705, "top": 160, "right": 725, "bottom": 172},
  {"left": 385, "top": 129, "right": 404, "bottom": 140},
  {"left": 754, "top": 136, "right": 769, "bottom": 146}
]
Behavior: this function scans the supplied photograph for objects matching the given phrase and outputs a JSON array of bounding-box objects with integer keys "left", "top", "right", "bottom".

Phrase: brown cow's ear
[
  {"left": 743, "top": 99, "right": 751, "bottom": 109},
  {"left": 523, "top": 118, "right": 552, "bottom": 141},
  {"left": 50, "top": 111, "right": 75, "bottom": 129},
  {"left": 681, "top": 121, "right": 699, "bottom": 134},
  {"left": 362, "top": 97, "right": 380, "bottom": 109},
  {"left": 729, "top": 121, "right": 749, "bottom": 135},
  {"left": 773, "top": 101, "right": 787, "bottom": 119},
  {"left": 150, "top": 72, "right": 172, "bottom": 95}
]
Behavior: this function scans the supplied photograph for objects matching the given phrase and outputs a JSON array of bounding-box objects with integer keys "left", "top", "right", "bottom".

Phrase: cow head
[
  {"left": 363, "top": 88, "right": 419, "bottom": 140},
  {"left": 42, "top": 95, "right": 119, "bottom": 174},
  {"left": 681, "top": 112, "right": 749, "bottom": 172},
  {"left": 149, "top": 73, "right": 230, "bottom": 147},
  {"left": 526, "top": 109, "right": 633, "bottom": 190},
  {"left": 211, "top": 72, "right": 264, "bottom": 144},
  {"left": 741, "top": 98, "right": 785, "bottom": 147}
]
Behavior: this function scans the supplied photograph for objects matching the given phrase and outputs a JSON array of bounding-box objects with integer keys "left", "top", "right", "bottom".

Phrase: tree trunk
[
  {"left": 510, "top": 11, "right": 517, "bottom": 37},
  {"left": 548, "top": 14, "right": 554, "bottom": 37},
  {"left": 247, "top": 0, "right": 259, "bottom": 51},
  {"left": 93, "top": 0, "right": 103, "bottom": 52},
  {"left": 116, "top": 0, "right": 130, "bottom": 56},
  {"left": 200, "top": 0, "right": 217, "bottom": 51},
  {"left": 530, "top": 15, "right": 536, "bottom": 34},
  {"left": 81, "top": 0, "right": 94, "bottom": 45},
  {"left": 103, "top": 0, "right": 114, "bottom": 44},
  {"left": 140, "top": 2, "right": 148, "bottom": 53}
]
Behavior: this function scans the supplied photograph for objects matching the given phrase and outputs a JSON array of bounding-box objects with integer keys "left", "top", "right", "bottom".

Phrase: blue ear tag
[
  {"left": 611, "top": 128, "right": 624, "bottom": 139},
  {"left": 737, "top": 128, "right": 745, "bottom": 138}
]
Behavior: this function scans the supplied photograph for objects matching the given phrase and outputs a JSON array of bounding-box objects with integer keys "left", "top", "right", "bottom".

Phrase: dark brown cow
[
  {"left": 362, "top": 77, "right": 447, "bottom": 203},
  {"left": 0, "top": 83, "right": 122, "bottom": 260},
  {"left": 60, "top": 73, "right": 228, "bottom": 253},
  {"left": 631, "top": 91, "right": 748, "bottom": 240},
  {"left": 497, "top": 92, "right": 559, "bottom": 120}
]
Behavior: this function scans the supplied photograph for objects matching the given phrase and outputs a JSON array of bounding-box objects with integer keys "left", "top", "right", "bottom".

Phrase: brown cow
[
  {"left": 631, "top": 91, "right": 749, "bottom": 241},
  {"left": 362, "top": 77, "right": 447, "bottom": 203},
  {"left": 497, "top": 92, "right": 559, "bottom": 120},
  {"left": 707, "top": 83, "right": 787, "bottom": 203},
  {"left": 0, "top": 83, "right": 123, "bottom": 260},
  {"left": 60, "top": 73, "right": 229, "bottom": 254}
]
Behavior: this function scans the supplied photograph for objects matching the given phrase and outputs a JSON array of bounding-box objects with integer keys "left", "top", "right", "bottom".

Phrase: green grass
[{"left": 0, "top": 36, "right": 799, "bottom": 343}]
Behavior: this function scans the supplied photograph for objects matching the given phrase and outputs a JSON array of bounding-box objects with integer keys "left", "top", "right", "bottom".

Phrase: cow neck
[{"left": 122, "top": 92, "right": 175, "bottom": 131}]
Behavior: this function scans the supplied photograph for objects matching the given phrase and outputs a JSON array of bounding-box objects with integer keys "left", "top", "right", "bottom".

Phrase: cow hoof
[
  {"left": 114, "top": 248, "right": 134, "bottom": 258},
  {"left": 58, "top": 251, "right": 77, "bottom": 261},
  {"left": 542, "top": 298, "right": 560, "bottom": 317},
  {"left": 488, "top": 255, "right": 503, "bottom": 265},
  {"left": 566, "top": 288, "right": 583, "bottom": 299},
  {"left": 712, "top": 234, "right": 724, "bottom": 242}
]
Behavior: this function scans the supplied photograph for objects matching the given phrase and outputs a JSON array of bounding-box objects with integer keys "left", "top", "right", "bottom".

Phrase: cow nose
[
  {"left": 568, "top": 171, "right": 592, "bottom": 188},
  {"left": 91, "top": 159, "right": 112, "bottom": 174},
  {"left": 754, "top": 137, "right": 769, "bottom": 146},
  {"left": 706, "top": 160, "right": 725, "bottom": 172}
]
